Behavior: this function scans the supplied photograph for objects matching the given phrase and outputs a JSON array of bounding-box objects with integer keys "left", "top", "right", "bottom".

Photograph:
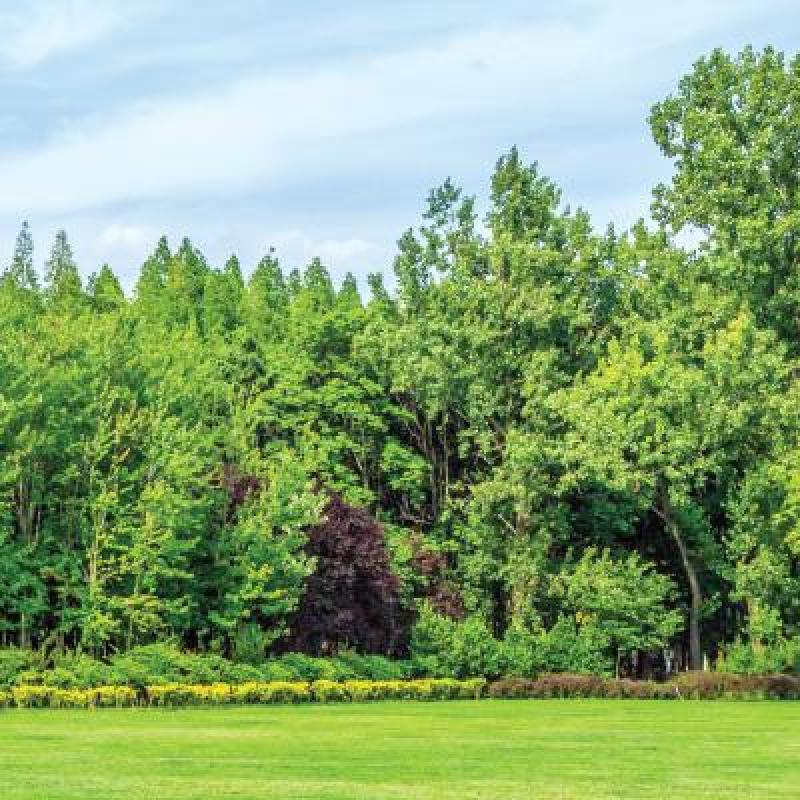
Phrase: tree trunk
[
  {"left": 670, "top": 523, "right": 702, "bottom": 670},
  {"left": 659, "top": 497, "right": 703, "bottom": 671}
]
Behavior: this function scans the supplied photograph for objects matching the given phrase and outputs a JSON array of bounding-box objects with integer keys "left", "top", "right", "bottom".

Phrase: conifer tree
[
  {"left": 88, "top": 264, "right": 125, "bottom": 312},
  {"left": 5, "top": 220, "right": 37, "bottom": 289},
  {"left": 44, "top": 228, "right": 82, "bottom": 303}
]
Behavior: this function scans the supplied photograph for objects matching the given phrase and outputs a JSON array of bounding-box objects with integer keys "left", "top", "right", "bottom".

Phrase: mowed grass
[{"left": 0, "top": 700, "right": 798, "bottom": 799}]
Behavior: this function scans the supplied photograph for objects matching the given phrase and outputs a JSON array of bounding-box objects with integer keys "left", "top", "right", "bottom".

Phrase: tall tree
[
  {"left": 88, "top": 264, "right": 125, "bottom": 312},
  {"left": 650, "top": 46, "right": 800, "bottom": 342},
  {"left": 44, "top": 229, "right": 82, "bottom": 305},
  {"left": 5, "top": 221, "right": 37, "bottom": 289}
]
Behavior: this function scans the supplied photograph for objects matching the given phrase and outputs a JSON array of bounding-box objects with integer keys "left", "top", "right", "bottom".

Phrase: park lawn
[{"left": 0, "top": 700, "right": 798, "bottom": 799}]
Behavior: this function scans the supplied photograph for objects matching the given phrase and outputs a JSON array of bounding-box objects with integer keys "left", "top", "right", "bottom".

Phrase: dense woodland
[{"left": 2, "top": 47, "right": 800, "bottom": 678}]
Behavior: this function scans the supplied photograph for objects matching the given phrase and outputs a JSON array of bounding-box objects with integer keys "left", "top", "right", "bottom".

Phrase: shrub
[
  {"left": 228, "top": 682, "right": 311, "bottom": 704},
  {"left": 411, "top": 606, "right": 507, "bottom": 679},
  {"left": 258, "top": 662, "right": 296, "bottom": 682},
  {"left": 411, "top": 611, "right": 619, "bottom": 680},
  {"left": 671, "top": 671, "right": 745, "bottom": 699},
  {"left": 330, "top": 651, "right": 411, "bottom": 681},
  {"left": 487, "top": 675, "right": 680, "bottom": 700},
  {"left": 532, "top": 673, "right": 605, "bottom": 698},
  {"left": 431, "top": 678, "right": 485, "bottom": 700},
  {"left": 12, "top": 685, "right": 54, "bottom": 708},
  {"left": 341, "top": 680, "right": 384, "bottom": 702},
  {"left": 2, "top": 674, "right": 800, "bottom": 709},
  {"left": 312, "top": 680, "right": 351, "bottom": 702},
  {"left": 604, "top": 680, "right": 675, "bottom": 699},
  {"left": 487, "top": 678, "right": 538, "bottom": 699},
  {"left": 269, "top": 653, "right": 338, "bottom": 682},
  {"left": 716, "top": 640, "right": 800, "bottom": 675},
  {"left": 109, "top": 644, "right": 189, "bottom": 688},
  {"left": 0, "top": 646, "right": 423, "bottom": 689},
  {"left": 311, "top": 678, "right": 485, "bottom": 703},
  {"left": 528, "top": 618, "right": 613, "bottom": 676},
  {"left": 231, "top": 623, "right": 272, "bottom": 666},
  {"left": 87, "top": 685, "right": 138, "bottom": 707},
  {"left": 670, "top": 671, "right": 800, "bottom": 700},
  {"left": 37, "top": 652, "right": 114, "bottom": 689},
  {"left": 762, "top": 674, "right": 800, "bottom": 699},
  {"left": 0, "top": 648, "right": 43, "bottom": 689},
  {"left": 109, "top": 645, "right": 267, "bottom": 688},
  {"left": 8, "top": 684, "right": 137, "bottom": 709}
]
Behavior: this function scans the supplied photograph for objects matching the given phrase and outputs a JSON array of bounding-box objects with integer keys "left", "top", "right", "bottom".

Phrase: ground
[{"left": 0, "top": 699, "right": 797, "bottom": 799}]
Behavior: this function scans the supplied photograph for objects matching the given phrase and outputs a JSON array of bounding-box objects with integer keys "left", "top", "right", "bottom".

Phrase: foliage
[
  {"left": 286, "top": 493, "right": 411, "bottom": 656},
  {"left": 715, "top": 640, "right": 800, "bottom": 675},
  {"left": 1, "top": 45, "right": 800, "bottom": 676},
  {"left": 5, "top": 672, "right": 800, "bottom": 710}
]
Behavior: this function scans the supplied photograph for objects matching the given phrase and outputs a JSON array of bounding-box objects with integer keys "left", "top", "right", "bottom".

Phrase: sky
[{"left": 0, "top": 0, "right": 798, "bottom": 290}]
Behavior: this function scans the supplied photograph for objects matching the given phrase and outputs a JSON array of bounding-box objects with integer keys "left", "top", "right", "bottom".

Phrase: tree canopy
[{"left": 1, "top": 46, "right": 799, "bottom": 674}]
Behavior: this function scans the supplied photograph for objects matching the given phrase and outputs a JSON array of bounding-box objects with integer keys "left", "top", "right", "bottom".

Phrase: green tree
[
  {"left": 651, "top": 46, "right": 800, "bottom": 342},
  {"left": 551, "top": 548, "right": 682, "bottom": 676},
  {"left": 88, "top": 264, "right": 125, "bottom": 312},
  {"left": 5, "top": 221, "right": 37, "bottom": 289},
  {"left": 44, "top": 229, "right": 83, "bottom": 306},
  {"left": 557, "top": 309, "right": 793, "bottom": 668}
]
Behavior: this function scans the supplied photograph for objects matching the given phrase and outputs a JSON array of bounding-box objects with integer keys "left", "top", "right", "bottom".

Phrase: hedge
[
  {"left": 487, "top": 672, "right": 800, "bottom": 700},
  {"left": 2, "top": 673, "right": 799, "bottom": 709},
  {"left": 0, "top": 678, "right": 485, "bottom": 709}
]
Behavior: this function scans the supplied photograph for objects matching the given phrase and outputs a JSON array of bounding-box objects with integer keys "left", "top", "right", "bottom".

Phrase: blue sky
[{"left": 0, "top": 0, "right": 798, "bottom": 289}]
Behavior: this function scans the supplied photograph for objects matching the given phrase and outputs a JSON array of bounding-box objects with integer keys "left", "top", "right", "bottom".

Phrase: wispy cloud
[
  {"left": 270, "top": 231, "right": 378, "bottom": 270},
  {"left": 0, "top": 0, "right": 766, "bottom": 216},
  {"left": 0, "top": 1, "right": 146, "bottom": 69},
  {"left": 97, "top": 223, "right": 153, "bottom": 250},
  {"left": 0, "top": 0, "right": 796, "bottom": 284}
]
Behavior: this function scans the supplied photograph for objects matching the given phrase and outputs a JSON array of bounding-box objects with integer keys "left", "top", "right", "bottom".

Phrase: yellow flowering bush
[{"left": 3, "top": 678, "right": 486, "bottom": 709}]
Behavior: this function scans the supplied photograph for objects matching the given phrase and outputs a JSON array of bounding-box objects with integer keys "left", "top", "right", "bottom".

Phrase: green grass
[{"left": 0, "top": 700, "right": 798, "bottom": 799}]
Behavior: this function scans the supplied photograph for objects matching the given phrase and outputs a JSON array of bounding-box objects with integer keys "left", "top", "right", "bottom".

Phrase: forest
[{"left": 1, "top": 46, "right": 799, "bottom": 680}]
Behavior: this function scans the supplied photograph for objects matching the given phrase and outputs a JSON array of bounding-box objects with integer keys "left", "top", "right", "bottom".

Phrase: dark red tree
[{"left": 285, "top": 492, "right": 411, "bottom": 656}]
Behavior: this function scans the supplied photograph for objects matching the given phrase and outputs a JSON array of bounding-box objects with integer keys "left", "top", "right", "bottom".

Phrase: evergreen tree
[
  {"left": 44, "top": 229, "right": 82, "bottom": 304},
  {"left": 5, "top": 220, "right": 37, "bottom": 289},
  {"left": 88, "top": 264, "right": 125, "bottom": 312}
]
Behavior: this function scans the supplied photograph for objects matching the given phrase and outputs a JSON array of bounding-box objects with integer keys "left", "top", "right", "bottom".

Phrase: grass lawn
[{"left": 0, "top": 699, "right": 798, "bottom": 799}]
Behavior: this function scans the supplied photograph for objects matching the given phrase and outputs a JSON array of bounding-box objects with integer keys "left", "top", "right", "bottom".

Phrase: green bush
[
  {"left": 0, "top": 646, "right": 422, "bottom": 689},
  {"left": 411, "top": 606, "right": 507, "bottom": 678},
  {"left": 258, "top": 662, "right": 296, "bottom": 681},
  {"left": 0, "top": 648, "right": 43, "bottom": 689},
  {"left": 109, "top": 645, "right": 266, "bottom": 688},
  {"left": 109, "top": 644, "right": 191, "bottom": 687},
  {"left": 527, "top": 618, "right": 613, "bottom": 676},
  {"left": 35, "top": 652, "right": 114, "bottom": 689},
  {"left": 269, "top": 653, "right": 338, "bottom": 681},
  {"left": 330, "top": 651, "right": 411, "bottom": 680},
  {"left": 716, "top": 640, "right": 800, "bottom": 675},
  {"left": 410, "top": 609, "right": 617, "bottom": 679}
]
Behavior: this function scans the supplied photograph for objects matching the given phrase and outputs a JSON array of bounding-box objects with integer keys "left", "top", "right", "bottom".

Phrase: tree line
[{"left": 1, "top": 46, "right": 799, "bottom": 675}]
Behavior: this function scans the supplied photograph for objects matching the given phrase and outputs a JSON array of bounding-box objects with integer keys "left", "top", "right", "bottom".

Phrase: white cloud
[
  {"left": 97, "top": 223, "right": 152, "bottom": 249},
  {"left": 268, "top": 231, "right": 379, "bottom": 273},
  {"left": 0, "top": 0, "right": 768, "bottom": 216},
  {"left": 0, "top": 1, "right": 144, "bottom": 69},
  {"left": 287, "top": 234, "right": 374, "bottom": 265}
]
